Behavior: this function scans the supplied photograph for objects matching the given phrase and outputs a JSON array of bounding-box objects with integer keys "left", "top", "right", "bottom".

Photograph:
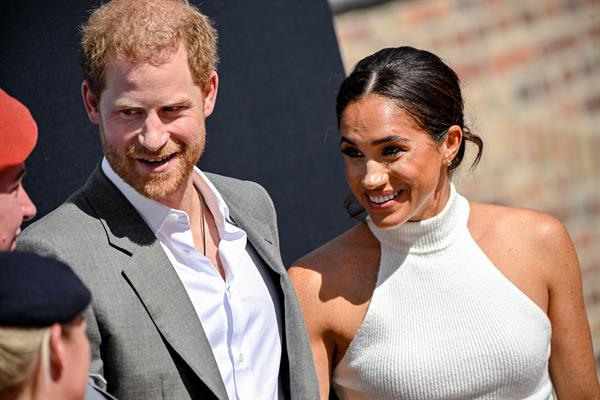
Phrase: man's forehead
[{"left": 105, "top": 44, "right": 185, "bottom": 72}]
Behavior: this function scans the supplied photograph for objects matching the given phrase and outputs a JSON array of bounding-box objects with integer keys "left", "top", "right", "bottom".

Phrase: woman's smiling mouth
[{"left": 367, "top": 190, "right": 401, "bottom": 205}]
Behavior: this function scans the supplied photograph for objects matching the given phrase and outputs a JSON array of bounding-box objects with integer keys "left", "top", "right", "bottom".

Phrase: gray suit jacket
[{"left": 19, "top": 165, "right": 319, "bottom": 400}]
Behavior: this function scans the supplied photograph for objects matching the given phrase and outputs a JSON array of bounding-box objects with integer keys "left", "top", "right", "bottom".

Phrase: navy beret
[{"left": 0, "top": 251, "right": 91, "bottom": 327}]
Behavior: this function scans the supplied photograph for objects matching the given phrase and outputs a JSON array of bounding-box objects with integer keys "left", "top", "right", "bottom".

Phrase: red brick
[
  {"left": 560, "top": 101, "right": 581, "bottom": 116},
  {"left": 496, "top": 14, "right": 519, "bottom": 31},
  {"left": 589, "top": 23, "right": 600, "bottom": 41},
  {"left": 492, "top": 45, "right": 536, "bottom": 73},
  {"left": 404, "top": 2, "right": 451, "bottom": 25},
  {"left": 455, "top": 60, "right": 487, "bottom": 80},
  {"left": 520, "top": 10, "right": 536, "bottom": 25},
  {"left": 562, "top": 66, "right": 575, "bottom": 84},
  {"left": 586, "top": 93, "right": 600, "bottom": 113},
  {"left": 545, "top": 1, "right": 560, "bottom": 17},
  {"left": 542, "top": 35, "right": 577, "bottom": 56},
  {"left": 336, "top": 25, "right": 373, "bottom": 43}
]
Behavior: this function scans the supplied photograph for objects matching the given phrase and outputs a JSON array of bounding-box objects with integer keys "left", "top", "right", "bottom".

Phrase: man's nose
[
  {"left": 18, "top": 185, "right": 37, "bottom": 221},
  {"left": 361, "top": 159, "right": 389, "bottom": 189},
  {"left": 138, "top": 112, "right": 169, "bottom": 152}
]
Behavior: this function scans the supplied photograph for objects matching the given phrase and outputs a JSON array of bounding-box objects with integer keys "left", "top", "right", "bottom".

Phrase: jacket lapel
[
  {"left": 83, "top": 166, "right": 228, "bottom": 400},
  {"left": 207, "top": 175, "right": 284, "bottom": 277},
  {"left": 231, "top": 209, "right": 284, "bottom": 276}
]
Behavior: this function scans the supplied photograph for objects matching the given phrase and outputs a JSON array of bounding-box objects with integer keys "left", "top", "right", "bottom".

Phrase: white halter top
[{"left": 332, "top": 185, "right": 553, "bottom": 399}]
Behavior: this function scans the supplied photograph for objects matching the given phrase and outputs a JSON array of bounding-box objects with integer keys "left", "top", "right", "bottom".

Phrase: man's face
[
  {"left": 0, "top": 164, "right": 36, "bottom": 250},
  {"left": 82, "top": 44, "right": 218, "bottom": 204}
]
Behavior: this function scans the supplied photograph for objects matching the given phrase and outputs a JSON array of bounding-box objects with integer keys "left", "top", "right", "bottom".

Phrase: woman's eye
[
  {"left": 382, "top": 146, "right": 402, "bottom": 156},
  {"left": 163, "top": 106, "right": 182, "bottom": 113},
  {"left": 341, "top": 147, "right": 363, "bottom": 158}
]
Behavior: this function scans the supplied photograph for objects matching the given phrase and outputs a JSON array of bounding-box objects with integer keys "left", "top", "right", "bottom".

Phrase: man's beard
[{"left": 100, "top": 126, "right": 204, "bottom": 201}]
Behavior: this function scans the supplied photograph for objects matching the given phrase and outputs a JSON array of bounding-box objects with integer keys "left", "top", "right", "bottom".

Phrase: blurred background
[{"left": 330, "top": 0, "right": 600, "bottom": 373}]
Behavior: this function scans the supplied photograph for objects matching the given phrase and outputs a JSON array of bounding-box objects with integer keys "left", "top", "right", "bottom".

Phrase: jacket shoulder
[
  {"left": 205, "top": 172, "right": 275, "bottom": 215},
  {"left": 20, "top": 190, "right": 95, "bottom": 240}
]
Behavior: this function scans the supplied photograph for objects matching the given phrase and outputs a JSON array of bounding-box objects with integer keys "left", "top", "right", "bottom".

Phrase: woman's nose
[{"left": 362, "top": 159, "right": 389, "bottom": 189}]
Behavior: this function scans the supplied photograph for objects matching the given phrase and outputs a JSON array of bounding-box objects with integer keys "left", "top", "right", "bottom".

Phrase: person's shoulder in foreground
[{"left": 0, "top": 90, "right": 118, "bottom": 400}]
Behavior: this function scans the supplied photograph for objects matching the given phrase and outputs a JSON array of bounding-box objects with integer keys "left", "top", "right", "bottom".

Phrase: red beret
[{"left": 0, "top": 89, "right": 38, "bottom": 171}]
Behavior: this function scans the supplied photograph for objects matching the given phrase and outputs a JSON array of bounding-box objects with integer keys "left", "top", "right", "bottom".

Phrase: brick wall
[{"left": 334, "top": 0, "right": 600, "bottom": 371}]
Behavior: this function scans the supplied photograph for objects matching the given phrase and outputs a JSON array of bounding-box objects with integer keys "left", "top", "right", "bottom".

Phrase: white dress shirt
[{"left": 102, "top": 159, "right": 283, "bottom": 400}]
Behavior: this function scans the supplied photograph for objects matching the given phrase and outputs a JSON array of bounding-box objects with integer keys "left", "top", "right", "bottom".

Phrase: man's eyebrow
[
  {"left": 114, "top": 96, "right": 191, "bottom": 108},
  {"left": 14, "top": 166, "right": 26, "bottom": 182},
  {"left": 5, "top": 168, "right": 26, "bottom": 192},
  {"left": 340, "top": 137, "right": 356, "bottom": 145},
  {"left": 114, "top": 99, "right": 140, "bottom": 108}
]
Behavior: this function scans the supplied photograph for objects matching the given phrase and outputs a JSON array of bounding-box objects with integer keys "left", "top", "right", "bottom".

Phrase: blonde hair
[
  {"left": 80, "top": 0, "right": 218, "bottom": 96},
  {"left": 0, "top": 326, "right": 52, "bottom": 396}
]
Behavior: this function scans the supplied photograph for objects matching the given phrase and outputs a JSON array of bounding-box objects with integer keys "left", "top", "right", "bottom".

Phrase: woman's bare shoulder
[
  {"left": 289, "top": 222, "right": 380, "bottom": 297},
  {"left": 292, "top": 222, "right": 378, "bottom": 271},
  {"left": 468, "top": 201, "right": 570, "bottom": 248}
]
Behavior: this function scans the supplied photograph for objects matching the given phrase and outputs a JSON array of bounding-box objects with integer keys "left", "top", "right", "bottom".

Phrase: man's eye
[
  {"left": 341, "top": 147, "right": 363, "bottom": 158},
  {"left": 8, "top": 184, "right": 20, "bottom": 196},
  {"left": 119, "top": 109, "right": 137, "bottom": 116}
]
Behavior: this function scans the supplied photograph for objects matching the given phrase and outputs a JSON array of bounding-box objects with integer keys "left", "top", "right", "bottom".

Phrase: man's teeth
[
  {"left": 368, "top": 192, "right": 398, "bottom": 204},
  {"left": 144, "top": 155, "right": 170, "bottom": 164}
]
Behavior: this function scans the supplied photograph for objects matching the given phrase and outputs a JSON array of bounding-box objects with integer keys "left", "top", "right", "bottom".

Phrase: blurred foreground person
[
  {"left": 0, "top": 89, "right": 37, "bottom": 251},
  {"left": 290, "top": 47, "right": 600, "bottom": 399},
  {"left": 0, "top": 89, "right": 116, "bottom": 399},
  {"left": 0, "top": 252, "right": 91, "bottom": 400}
]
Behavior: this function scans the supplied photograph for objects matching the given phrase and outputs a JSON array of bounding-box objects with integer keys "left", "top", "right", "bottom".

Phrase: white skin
[
  {"left": 10, "top": 316, "right": 90, "bottom": 400},
  {"left": 81, "top": 44, "right": 227, "bottom": 278},
  {"left": 0, "top": 164, "right": 37, "bottom": 251},
  {"left": 290, "top": 94, "right": 600, "bottom": 399}
]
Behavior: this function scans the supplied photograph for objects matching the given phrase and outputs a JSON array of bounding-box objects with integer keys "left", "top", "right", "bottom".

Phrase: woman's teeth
[{"left": 368, "top": 192, "right": 399, "bottom": 204}]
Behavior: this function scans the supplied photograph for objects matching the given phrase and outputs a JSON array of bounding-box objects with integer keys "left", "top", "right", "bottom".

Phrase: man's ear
[
  {"left": 442, "top": 125, "right": 463, "bottom": 164},
  {"left": 202, "top": 71, "right": 219, "bottom": 118},
  {"left": 48, "top": 323, "right": 64, "bottom": 382},
  {"left": 81, "top": 81, "right": 101, "bottom": 124}
]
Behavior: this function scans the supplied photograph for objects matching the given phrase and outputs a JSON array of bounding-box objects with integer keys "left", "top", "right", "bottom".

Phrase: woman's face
[
  {"left": 61, "top": 315, "right": 90, "bottom": 400},
  {"left": 339, "top": 94, "right": 457, "bottom": 229}
]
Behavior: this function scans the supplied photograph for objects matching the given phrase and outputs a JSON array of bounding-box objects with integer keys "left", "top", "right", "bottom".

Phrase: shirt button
[{"left": 239, "top": 353, "right": 245, "bottom": 363}]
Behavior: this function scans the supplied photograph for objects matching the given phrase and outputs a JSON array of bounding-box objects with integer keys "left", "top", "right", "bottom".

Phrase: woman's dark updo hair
[{"left": 337, "top": 46, "right": 483, "bottom": 217}]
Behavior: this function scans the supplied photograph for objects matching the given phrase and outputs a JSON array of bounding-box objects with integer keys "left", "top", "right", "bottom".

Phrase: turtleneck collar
[{"left": 366, "top": 183, "right": 469, "bottom": 254}]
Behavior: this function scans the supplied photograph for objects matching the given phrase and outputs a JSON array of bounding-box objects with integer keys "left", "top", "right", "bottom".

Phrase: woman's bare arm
[
  {"left": 539, "top": 216, "right": 600, "bottom": 398},
  {"left": 289, "top": 262, "right": 336, "bottom": 399}
]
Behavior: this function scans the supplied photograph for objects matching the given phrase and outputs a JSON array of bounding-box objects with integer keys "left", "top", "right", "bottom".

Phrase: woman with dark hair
[{"left": 289, "top": 47, "right": 600, "bottom": 399}]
